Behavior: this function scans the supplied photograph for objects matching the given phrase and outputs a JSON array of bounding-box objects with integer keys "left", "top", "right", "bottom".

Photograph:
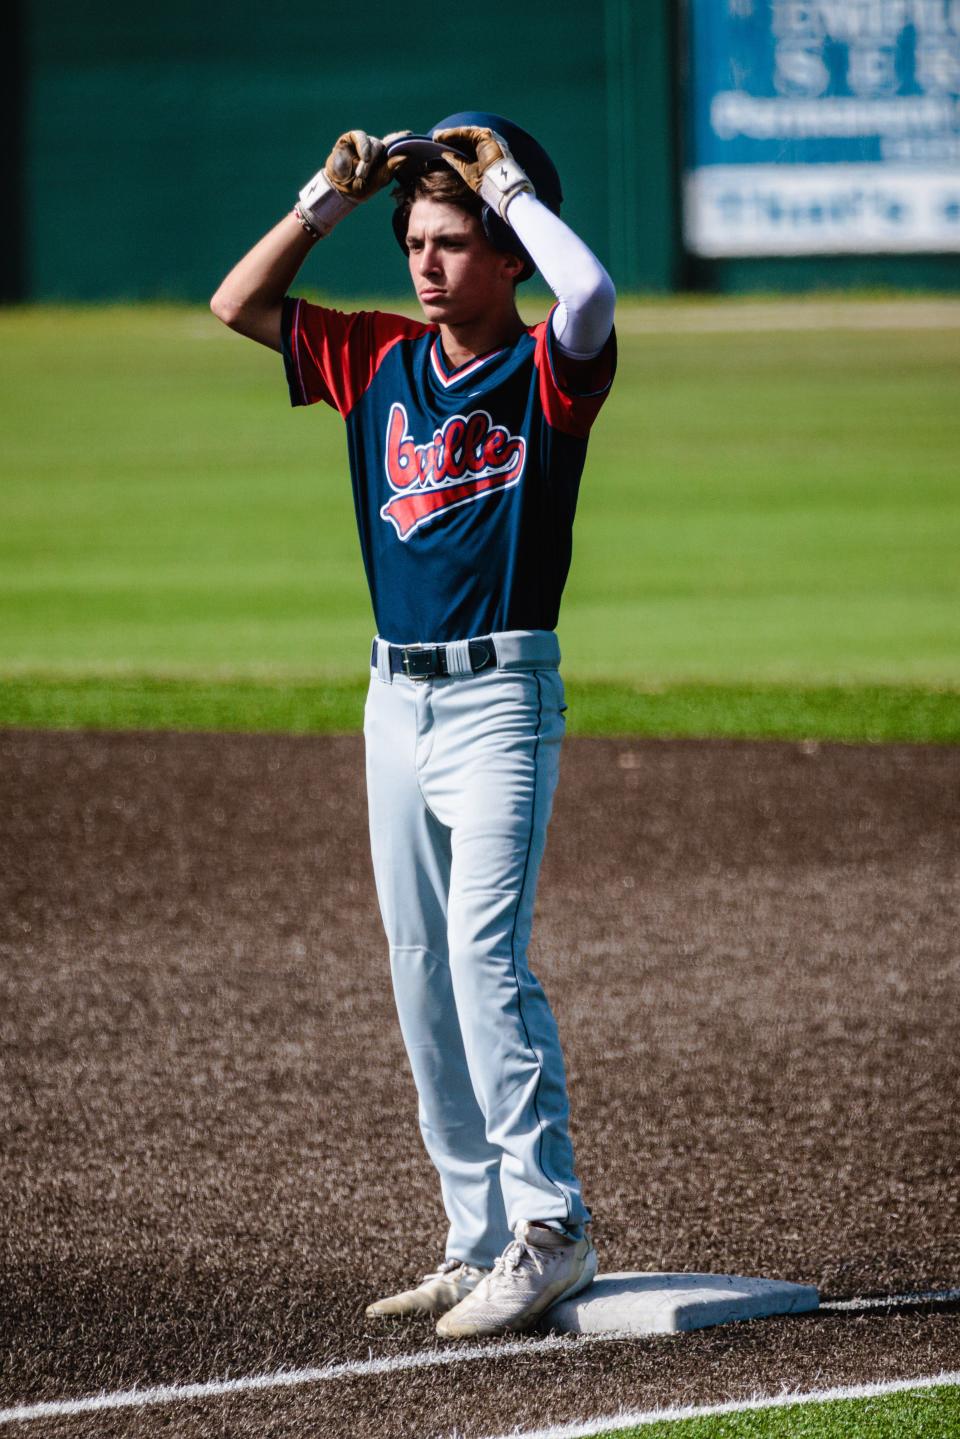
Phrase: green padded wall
[{"left": 24, "top": 0, "right": 678, "bottom": 301}]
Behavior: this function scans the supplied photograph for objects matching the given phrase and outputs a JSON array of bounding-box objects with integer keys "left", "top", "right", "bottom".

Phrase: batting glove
[
  {"left": 433, "top": 125, "right": 534, "bottom": 219},
  {"left": 296, "top": 129, "right": 411, "bottom": 238}
]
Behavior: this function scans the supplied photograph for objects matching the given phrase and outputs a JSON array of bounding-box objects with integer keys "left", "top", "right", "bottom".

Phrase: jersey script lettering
[{"left": 380, "top": 402, "right": 527, "bottom": 540}]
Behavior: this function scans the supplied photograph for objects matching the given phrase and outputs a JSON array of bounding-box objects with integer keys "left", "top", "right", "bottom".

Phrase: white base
[{"left": 544, "top": 1271, "right": 819, "bottom": 1335}]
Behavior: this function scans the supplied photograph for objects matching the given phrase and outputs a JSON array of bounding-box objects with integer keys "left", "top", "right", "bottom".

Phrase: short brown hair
[{"left": 392, "top": 167, "right": 484, "bottom": 245}]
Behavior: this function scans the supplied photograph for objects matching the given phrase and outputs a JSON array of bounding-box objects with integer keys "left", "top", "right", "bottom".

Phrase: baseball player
[{"left": 211, "top": 111, "right": 616, "bottom": 1338}]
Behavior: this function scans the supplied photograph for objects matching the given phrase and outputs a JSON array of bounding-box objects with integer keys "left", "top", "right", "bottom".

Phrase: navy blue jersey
[{"left": 281, "top": 297, "right": 615, "bottom": 645}]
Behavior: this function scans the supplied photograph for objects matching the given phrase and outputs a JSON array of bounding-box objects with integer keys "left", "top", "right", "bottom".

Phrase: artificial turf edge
[{"left": 588, "top": 1381, "right": 960, "bottom": 1438}]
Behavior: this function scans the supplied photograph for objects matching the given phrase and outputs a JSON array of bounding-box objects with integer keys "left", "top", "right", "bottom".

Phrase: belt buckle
[
  {"left": 402, "top": 644, "right": 440, "bottom": 681},
  {"left": 470, "top": 637, "right": 494, "bottom": 673}
]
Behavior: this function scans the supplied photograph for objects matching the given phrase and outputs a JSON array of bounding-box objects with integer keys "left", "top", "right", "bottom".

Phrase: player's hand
[
  {"left": 324, "top": 129, "right": 412, "bottom": 202},
  {"left": 433, "top": 125, "right": 534, "bottom": 218}
]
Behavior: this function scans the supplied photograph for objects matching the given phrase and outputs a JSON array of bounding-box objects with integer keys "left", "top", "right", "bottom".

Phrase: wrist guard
[
  {"left": 296, "top": 169, "right": 357, "bottom": 239},
  {"left": 478, "top": 150, "right": 534, "bottom": 220}
]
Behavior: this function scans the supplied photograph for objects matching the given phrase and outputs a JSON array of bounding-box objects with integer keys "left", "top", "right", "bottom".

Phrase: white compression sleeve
[{"left": 505, "top": 190, "right": 615, "bottom": 359}]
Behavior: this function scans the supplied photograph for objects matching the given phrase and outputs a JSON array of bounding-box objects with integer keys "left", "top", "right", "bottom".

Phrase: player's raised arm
[
  {"left": 504, "top": 191, "right": 615, "bottom": 358},
  {"left": 210, "top": 129, "right": 410, "bottom": 352},
  {"left": 434, "top": 124, "right": 616, "bottom": 359},
  {"left": 209, "top": 213, "right": 317, "bottom": 353}
]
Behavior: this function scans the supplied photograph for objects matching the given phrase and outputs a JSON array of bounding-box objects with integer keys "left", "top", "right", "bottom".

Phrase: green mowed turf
[
  {"left": 2, "top": 675, "right": 958, "bottom": 742},
  {"left": 588, "top": 1382, "right": 960, "bottom": 1437},
  {"left": 1, "top": 302, "right": 958, "bottom": 737}
]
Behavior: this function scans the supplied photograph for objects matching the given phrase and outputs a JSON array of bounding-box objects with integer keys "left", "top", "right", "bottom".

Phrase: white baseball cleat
[
  {"left": 365, "top": 1259, "right": 491, "bottom": 1319},
  {"left": 435, "top": 1221, "right": 597, "bottom": 1338}
]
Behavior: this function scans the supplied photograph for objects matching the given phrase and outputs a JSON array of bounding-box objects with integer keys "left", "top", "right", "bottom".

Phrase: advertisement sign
[{"left": 685, "top": 0, "right": 960, "bottom": 255}]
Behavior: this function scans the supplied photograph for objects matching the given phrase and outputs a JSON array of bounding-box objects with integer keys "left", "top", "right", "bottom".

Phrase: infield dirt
[{"left": 1, "top": 730, "right": 958, "bottom": 1437}]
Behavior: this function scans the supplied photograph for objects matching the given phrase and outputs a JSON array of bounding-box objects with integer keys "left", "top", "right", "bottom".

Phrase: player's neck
[{"left": 438, "top": 311, "right": 526, "bottom": 370}]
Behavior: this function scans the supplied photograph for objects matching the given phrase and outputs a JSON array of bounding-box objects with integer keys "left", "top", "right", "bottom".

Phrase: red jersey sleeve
[
  {"left": 532, "top": 303, "right": 617, "bottom": 440},
  {"left": 281, "top": 297, "right": 433, "bottom": 418}
]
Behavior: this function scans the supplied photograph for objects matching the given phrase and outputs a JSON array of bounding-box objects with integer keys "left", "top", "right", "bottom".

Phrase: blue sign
[{"left": 685, "top": 0, "right": 960, "bottom": 254}]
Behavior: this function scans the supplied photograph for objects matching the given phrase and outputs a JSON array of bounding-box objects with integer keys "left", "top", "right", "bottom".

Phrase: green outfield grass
[
  {"left": 1, "top": 675, "right": 958, "bottom": 742},
  {"left": 2, "top": 301, "right": 958, "bottom": 738},
  {"left": 586, "top": 1381, "right": 960, "bottom": 1438}
]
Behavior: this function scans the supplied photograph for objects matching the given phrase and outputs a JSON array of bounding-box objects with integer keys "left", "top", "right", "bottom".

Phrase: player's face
[{"left": 405, "top": 199, "right": 522, "bottom": 325}]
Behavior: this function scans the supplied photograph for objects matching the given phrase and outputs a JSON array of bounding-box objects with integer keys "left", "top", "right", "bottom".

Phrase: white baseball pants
[{"left": 363, "top": 630, "right": 590, "bottom": 1269}]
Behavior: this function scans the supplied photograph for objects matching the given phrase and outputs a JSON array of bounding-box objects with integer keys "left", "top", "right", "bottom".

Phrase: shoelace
[
  {"left": 492, "top": 1238, "right": 546, "bottom": 1283},
  {"left": 422, "top": 1259, "right": 469, "bottom": 1283}
]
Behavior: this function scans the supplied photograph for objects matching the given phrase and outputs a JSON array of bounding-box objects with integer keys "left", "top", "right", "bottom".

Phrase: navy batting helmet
[{"left": 389, "top": 111, "right": 563, "bottom": 282}]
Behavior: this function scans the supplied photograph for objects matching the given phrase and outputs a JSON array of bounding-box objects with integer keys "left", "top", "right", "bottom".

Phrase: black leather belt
[{"left": 373, "top": 636, "right": 497, "bottom": 681}]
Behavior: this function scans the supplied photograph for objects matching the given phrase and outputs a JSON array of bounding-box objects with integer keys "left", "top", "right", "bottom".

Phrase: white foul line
[
  {"left": 0, "top": 1334, "right": 598, "bottom": 1426},
  {"left": 474, "top": 1370, "right": 960, "bottom": 1439},
  {"left": 820, "top": 1286, "right": 960, "bottom": 1312},
  {"left": 1, "top": 1286, "right": 958, "bottom": 1427}
]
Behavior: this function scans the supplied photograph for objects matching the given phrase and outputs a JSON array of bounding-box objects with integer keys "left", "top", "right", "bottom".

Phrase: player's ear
[{"left": 501, "top": 250, "right": 525, "bottom": 282}]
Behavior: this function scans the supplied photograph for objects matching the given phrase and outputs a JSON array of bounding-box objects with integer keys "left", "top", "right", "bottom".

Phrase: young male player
[{"left": 211, "top": 112, "right": 616, "bottom": 1338}]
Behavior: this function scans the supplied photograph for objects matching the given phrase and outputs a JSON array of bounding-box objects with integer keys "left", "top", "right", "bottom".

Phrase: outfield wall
[
  {"left": 13, "top": 0, "right": 675, "bottom": 302},
  {"left": 7, "top": 0, "right": 959, "bottom": 302}
]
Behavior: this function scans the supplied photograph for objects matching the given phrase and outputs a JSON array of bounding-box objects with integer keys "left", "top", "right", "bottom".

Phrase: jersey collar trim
[{"left": 429, "top": 337, "right": 507, "bottom": 389}]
